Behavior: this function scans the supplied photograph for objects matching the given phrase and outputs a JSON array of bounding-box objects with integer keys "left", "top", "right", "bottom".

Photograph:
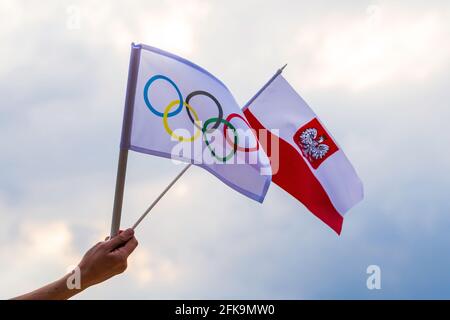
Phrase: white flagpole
[
  {"left": 110, "top": 43, "right": 141, "bottom": 238},
  {"left": 132, "top": 163, "right": 192, "bottom": 230},
  {"left": 241, "top": 64, "right": 287, "bottom": 112}
]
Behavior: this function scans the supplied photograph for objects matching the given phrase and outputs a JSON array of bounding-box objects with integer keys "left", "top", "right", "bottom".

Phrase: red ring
[{"left": 223, "top": 113, "right": 259, "bottom": 152}]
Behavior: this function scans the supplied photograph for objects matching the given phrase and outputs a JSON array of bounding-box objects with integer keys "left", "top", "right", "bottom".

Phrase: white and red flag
[{"left": 243, "top": 72, "right": 363, "bottom": 234}]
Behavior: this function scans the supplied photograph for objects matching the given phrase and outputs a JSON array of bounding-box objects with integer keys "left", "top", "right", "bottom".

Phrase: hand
[{"left": 77, "top": 228, "right": 138, "bottom": 288}]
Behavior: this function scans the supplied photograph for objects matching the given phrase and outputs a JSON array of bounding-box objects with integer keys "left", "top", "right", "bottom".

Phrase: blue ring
[{"left": 143, "top": 75, "right": 183, "bottom": 117}]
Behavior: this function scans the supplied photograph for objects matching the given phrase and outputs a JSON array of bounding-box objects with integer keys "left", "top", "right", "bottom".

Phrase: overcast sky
[{"left": 1, "top": 0, "right": 450, "bottom": 299}]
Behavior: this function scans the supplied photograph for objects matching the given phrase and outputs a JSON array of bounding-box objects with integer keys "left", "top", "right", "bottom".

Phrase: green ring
[{"left": 202, "top": 117, "right": 238, "bottom": 163}]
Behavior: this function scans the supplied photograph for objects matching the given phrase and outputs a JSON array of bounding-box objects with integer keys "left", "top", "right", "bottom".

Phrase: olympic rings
[
  {"left": 203, "top": 117, "right": 238, "bottom": 163},
  {"left": 223, "top": 113, "right": 260, "bottom": 152},
  {"left": 144, "top": 75, "right": 183, "bottom": 117},
  {"left": 163, "top": 100, "right": 202, "bottom": 142},
  {"left": 143, "top": 74, "right": 253, "bottom": 163},
  {"left": 185, "top": 91, "right": 223, "bottom": 132}
]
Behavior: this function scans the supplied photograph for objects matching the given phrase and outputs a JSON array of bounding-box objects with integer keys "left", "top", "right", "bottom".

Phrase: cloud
[
  {"left": 1, "top": 0, "right": 450, "bottom": 299},
  {"left": 0, "top": 219, "right": 80, "bottom": 297},
  {"left": 287, "top": 2, "right": 450, "bottom": 91},
  {"left": 128, "top": 248, "right": 179, "bottom": 286}
]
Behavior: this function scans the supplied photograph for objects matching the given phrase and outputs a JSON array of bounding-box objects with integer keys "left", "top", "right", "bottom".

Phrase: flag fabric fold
[{"left": 243, "top": 74, "right": 363, "bottom": 234}]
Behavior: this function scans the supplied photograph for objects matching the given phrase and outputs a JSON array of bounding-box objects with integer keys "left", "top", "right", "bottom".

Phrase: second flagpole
[{"left": 132, "top": 163, "right": 192, "bottom": 230}]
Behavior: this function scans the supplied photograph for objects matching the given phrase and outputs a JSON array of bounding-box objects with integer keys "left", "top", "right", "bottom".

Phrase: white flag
[{"left": 121, "top": 44, "right": 271, "bottom": 202}]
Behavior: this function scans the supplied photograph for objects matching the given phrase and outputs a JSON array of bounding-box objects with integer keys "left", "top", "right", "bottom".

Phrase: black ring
[{"left": 185, "top": 90, "right": 223, "bottom": 132}]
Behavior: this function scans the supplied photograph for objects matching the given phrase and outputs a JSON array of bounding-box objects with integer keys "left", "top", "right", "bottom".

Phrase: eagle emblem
[
  {"left": 299, "top": 128, "right": 329, "bottom": 161},
  {"left": 293, "top": 118, "right": 339, "bottom": 169}
]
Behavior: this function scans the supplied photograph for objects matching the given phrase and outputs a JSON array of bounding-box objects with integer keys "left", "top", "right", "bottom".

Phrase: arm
[{"left": 13, "top": 228, "right": 138, "bottom": 300}]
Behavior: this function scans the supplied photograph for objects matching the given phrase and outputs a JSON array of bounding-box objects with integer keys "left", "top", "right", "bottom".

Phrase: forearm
[
  {"left": 12, "top": 229, "right": 137, "bottom": 300},
  {"left": 12, "top": 273, "right": 85, "bottom": 300}
]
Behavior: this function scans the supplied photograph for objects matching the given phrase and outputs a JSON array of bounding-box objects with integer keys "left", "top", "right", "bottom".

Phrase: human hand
[{"left": 77, "top": 228, "right": 138, "bottom": 289}]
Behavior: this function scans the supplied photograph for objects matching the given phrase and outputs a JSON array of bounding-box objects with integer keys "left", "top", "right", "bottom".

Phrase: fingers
[
  {"left": 103, "top": 228, "right": 134, "bottom": 251},
  {"left": 104, "top": 230, "right": 123, "bottom": 241},
  {"left": 115, "top": 236, "right": 138, "bottom": 258}
]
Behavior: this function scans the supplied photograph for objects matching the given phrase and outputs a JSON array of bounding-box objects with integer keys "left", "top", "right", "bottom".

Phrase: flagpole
[
  {"left": 132, "top": 163, "right": 192, "bottom": 230},
  {"left": 110, "top": 43, "right": 141, "bottom": 238},
  {"left": 241, "top": 64, "right": 287, "bottom": 112}
]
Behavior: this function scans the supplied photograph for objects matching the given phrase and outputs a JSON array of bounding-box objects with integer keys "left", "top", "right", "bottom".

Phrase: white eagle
[{"left": 299, "top": 128, "right": 329, "bottom": 161}]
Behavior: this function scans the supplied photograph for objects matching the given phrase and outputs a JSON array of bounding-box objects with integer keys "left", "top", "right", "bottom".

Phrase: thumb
[{"left": 104, "top": 228, "right": 134, "bottom": 251}]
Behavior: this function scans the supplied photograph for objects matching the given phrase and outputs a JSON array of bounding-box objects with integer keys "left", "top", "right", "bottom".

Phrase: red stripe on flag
[{"left": 244, "top": 109, "right": 343, "bottom": 234}]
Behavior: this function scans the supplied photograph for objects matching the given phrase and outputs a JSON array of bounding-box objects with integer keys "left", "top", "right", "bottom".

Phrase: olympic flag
[
  {"left": 243, "top": 73, "right": 363, "bottom": 234},
  {"left": 117, "top": 43, "right": 271, "bottom": 208}
]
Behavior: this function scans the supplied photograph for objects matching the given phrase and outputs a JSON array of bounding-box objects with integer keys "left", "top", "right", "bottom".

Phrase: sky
[{"left": 1, "top": 0, "right": 450, "bottom": 299}]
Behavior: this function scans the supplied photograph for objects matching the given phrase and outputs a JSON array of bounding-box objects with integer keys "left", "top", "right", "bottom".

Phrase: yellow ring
[{"left": 163, "top": 100, "right": 201, "bottom": 142}]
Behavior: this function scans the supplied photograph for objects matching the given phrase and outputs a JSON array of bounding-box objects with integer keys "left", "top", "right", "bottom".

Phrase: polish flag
[{"left": 243, "top": 73, "right": 363, "bottom": 234}]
